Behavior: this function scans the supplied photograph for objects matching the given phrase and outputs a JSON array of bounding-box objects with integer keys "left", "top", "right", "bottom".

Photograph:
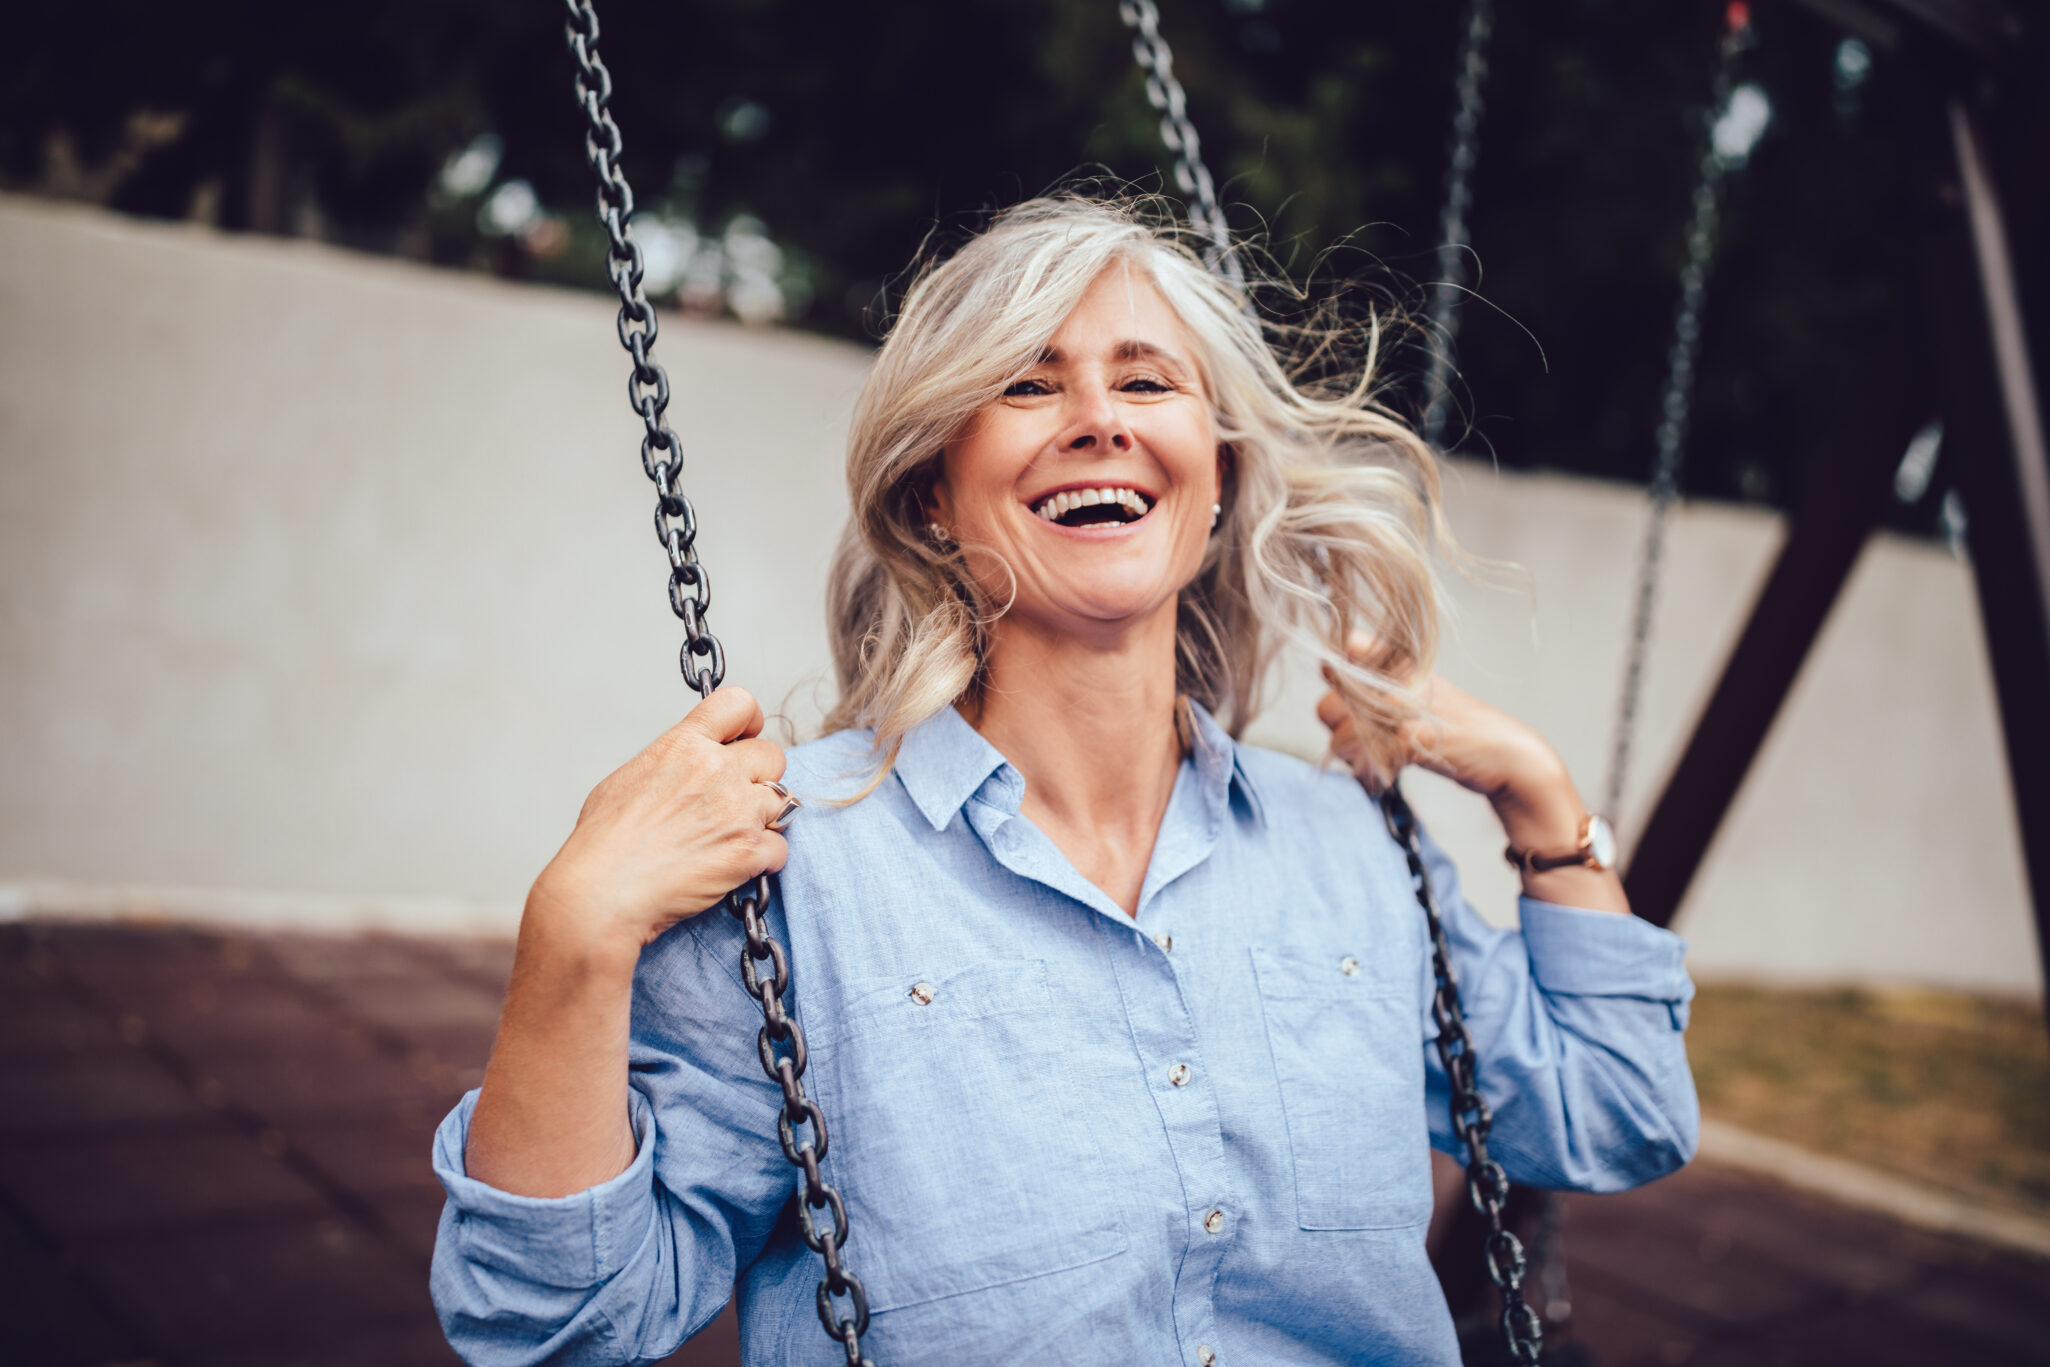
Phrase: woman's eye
[
  {"left": 1121, "top": 377, "right": 1173, "bottom": 393},
  {"left": 1004, "top": 379, "right": 1052, "bottom": 397}
]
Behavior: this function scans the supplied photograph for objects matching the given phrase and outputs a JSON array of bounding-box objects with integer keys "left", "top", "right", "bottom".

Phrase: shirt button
[
  {"left": 1168, "top": 1063, "right": 1191, "bottom": 1087},
  {"left": 908, "top": 982, "right": 935, "bottom": 1005},
  {"left": 1154, "top": 932, "right": 1173, "bottom": 952},
  {"left": 1197, "top": 1346, "right": 1217, "bottom": 1366},
  {"left": 1340, "top": 955, "right": 1360, "bottom": 977},
  {"left": 1204, "top": 1208, "right": 1225, "bottom": 1234}
]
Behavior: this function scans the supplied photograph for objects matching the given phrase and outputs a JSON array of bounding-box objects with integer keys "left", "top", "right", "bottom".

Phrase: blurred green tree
[{"left": 3, "top": 0, "right": 2043, "bottom": 528}]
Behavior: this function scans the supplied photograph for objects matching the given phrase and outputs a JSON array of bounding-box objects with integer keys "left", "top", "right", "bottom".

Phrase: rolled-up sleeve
[
  {"left": 1520, "top": 897, "right": 1694, "bottom": 1028},
  {"left": 1415, "top": 825, "right": 1700, "bottom": 1193},
  {"left": 429, "top": 908, "right": 799, "bottom": 1367},
  {"left": 430, "top": 1088, "right": 663, "bottom": 1365}
]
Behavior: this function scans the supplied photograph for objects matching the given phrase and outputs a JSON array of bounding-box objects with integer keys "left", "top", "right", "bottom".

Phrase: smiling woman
[
  {"left": 826, "top": 200, "right": 1450, "bottom": 802},
  {"left": 430, "top": 195, "right": 1696, "bottom": 1367}
]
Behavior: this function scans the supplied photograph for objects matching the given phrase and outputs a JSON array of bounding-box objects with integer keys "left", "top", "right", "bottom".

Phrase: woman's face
[{"left": 930, "top": 263, "right": 1223, "bottom": 644}]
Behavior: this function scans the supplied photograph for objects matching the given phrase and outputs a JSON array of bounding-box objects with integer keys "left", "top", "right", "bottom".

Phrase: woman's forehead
[
  {"left": 1046, "top": 263, "right": 1191, "bottom": 356},
  {"left": 1062, "top": 261, "right": 1173, "bottom": 321}
]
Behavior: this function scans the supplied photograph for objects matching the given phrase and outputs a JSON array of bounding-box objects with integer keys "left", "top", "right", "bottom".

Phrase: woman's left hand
[
  {"left": 1316, "top": 641, "right": 1629, "bottom": 913},
  {"left": 1317, "top": 661, "right": 1562, "bottom": 807}
]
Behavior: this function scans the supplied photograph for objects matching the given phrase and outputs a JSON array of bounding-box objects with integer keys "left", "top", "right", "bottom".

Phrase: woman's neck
[{"left": 964, "top": 608, "right": 1184, "bottom": 916}]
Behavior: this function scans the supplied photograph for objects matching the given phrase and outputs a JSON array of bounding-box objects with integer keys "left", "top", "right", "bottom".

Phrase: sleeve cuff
[
  {"left": 1519, "top": 898, "right": 1693, "bottom": 1003},
  {"left": 432, "top": 1085, "right": 659, "bottom": 1288}
]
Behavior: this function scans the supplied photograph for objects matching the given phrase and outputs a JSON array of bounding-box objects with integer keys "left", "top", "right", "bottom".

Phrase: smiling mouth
[{"left": 1030, "top": 486, "right": 1155, "bottom": 528}]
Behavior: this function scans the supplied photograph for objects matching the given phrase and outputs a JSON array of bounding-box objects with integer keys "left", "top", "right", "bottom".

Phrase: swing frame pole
[
  {"left": 1621, "top": 0, "right": 2050, "bottom": 1011},
  {"left": 1619, "top": 329, "right": 1922, "bottom": 930},
  {"left": 1922, "top": 93, "right": 2050, "bottom": 1003}
]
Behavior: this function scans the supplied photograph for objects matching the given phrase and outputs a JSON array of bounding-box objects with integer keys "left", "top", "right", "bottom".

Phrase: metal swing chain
[
  {"left": 1421, "top": 0, "right": 1495, "bottom": 454},
  {"left": 1604, "top": 17, "right": 1750, "bottom": 818},
  {"left": 1115, "top": 3, "right": 1536, "bottom": 1358},
  {"left": 1382, "top": 786, "right": 1544, "bottom": 1365},
  {"left": 561, "top": 5, "right": 875, "bottom": 1362},
  {"left": 1418, "top": 8, "right": 1553, "bottom": 1350},
  {"left": 1419, "top": 9, "right": 1581, "bottom": 1351},
  {"left": 1118, "top": 0, "right": 1247, "bottom": 294}
]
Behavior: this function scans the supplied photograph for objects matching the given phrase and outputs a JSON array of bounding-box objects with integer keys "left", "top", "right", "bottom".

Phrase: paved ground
[{"left": 3, "top": 921, "right": 2045, "bottom": 1367}]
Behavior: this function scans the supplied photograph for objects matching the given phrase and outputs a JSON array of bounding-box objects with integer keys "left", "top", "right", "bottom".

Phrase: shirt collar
[
  {"left": 892, "top": 699, "right": 1266, "bottom": 833},
  {"left": 1187, "top": 698, "right": 1269, "bottom": 829},
  {"left": 894, "top": 704, "right": 1015, "bottom": 831}
]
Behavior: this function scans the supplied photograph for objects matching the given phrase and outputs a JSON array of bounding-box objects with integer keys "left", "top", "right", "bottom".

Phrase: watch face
[{"left": 1586, "top": 815, "right": 1617, "bottom": 870}]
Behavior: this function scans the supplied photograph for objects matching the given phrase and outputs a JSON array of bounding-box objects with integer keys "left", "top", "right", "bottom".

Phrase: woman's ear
[
  {"left": 1214, "top": 442, "right": 1236, "bottom": 508},
  {"left": 923, "top": 461, "right": 954, "bottom": 527}
]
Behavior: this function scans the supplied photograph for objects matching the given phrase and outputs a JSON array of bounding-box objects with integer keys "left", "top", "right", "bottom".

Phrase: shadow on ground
[{"left": 2, "top": 921, "right": 2044, "bottom": 1366}]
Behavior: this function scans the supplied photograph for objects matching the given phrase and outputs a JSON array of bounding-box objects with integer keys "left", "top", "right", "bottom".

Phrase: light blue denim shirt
[{"left": 430, "top": 702, "right": 1696, "bottom": 1366}]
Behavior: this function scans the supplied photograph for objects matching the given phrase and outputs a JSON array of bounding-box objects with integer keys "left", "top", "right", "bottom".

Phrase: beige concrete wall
[
  {"left": 1342, "top": 472, "right": 2037, "bottom": 998},
  {"left": 1, "top": 196, "right": 2036, "bottom": 994},
  {"left": 0, "top": 197, "right": 862, "bottom": 925}
]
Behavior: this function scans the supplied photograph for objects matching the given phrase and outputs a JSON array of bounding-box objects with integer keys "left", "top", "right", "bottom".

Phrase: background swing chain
[
  {"left": 1117, "top": 4, "right": 1533, "bottom": 1358},
  {"left": 1421, "top": 0, "right": 1495, "bottom": 454},
  {"left": 1117, "top": 0, "right": 1247, "bottom": 294},
  {"left": 562, "top": 4, "right": 874, "bottom": 1362},
  {"left": 1605, "top": 21, "right": 1749, "bottom": 820},
  {"left": 1383, "top": 785, "right": 1544, "bottom": 1366}
]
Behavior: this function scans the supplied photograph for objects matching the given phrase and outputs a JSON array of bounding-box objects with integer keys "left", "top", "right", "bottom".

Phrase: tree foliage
[{"left": 5, "top": 0, "right": 2044, "bottom": 527}]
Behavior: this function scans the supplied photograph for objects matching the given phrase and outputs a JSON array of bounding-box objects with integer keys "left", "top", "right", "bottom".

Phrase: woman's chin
[{"left": 1013, "top": 577, "right": 1188, "bottom": 637}]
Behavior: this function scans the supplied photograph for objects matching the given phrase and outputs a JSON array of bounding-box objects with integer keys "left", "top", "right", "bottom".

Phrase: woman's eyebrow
[
  {"left": 1033, "top": 340, "right": 1191, "bottom": 372},
  {"left": 1113, "top": 339, "right": 1190, "bottom": 371}
]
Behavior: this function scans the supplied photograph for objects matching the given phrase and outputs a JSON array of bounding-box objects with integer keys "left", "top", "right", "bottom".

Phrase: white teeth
[
  {"left": 1025, "top": 483, "right": 1156, "bottom": 520},
  {"left": 1032, "top": 486, "right": 1155, "bottom": 522}
]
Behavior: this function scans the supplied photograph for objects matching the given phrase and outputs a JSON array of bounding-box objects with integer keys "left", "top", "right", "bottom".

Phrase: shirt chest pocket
[
  {"left": 1251, "top": 945, "right": 1434, "bottom": 1231},
  {"left": 804, "top": 958, "right": 1129, "bottom": 1313}
]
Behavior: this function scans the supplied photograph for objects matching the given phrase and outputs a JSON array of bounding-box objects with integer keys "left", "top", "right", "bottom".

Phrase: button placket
[{"left": 1096, "top": 876, "right": 1232, "bottom": 1367}]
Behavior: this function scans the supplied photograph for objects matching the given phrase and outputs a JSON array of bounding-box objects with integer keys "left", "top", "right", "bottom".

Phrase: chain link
[
  {"left": 1421, "top": 0, "right": 1495, "bottom": 454},
  {"left": 1383, "top": 785, "right": 1543, "bottom": 1365},
  {"left": 1414, "top": 24, "right": 1570, "bottom": 1330},
  {"left": 561, "top": 5, "right": 873, "bottom": 1362},
  {"left": 1117, "top": 0, "right": 1246, "bottom": 295},
  {"left": 565, "top": 9, "right": 1557, "bottom": 1362},
  {"left": 1605, "top": 21, "right": 1752, "bottom": 819},
  {"left": 1117, "top": 3, "right": 1534, "bottom": 1356}
]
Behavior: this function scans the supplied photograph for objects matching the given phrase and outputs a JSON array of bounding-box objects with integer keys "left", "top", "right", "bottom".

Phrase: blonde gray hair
[{"left": 823, "top": 195, "right": 1447, "bottom": 781}]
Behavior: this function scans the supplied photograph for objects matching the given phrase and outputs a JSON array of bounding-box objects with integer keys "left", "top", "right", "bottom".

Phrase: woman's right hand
[
  {"left": 467, "top": 687, "right": 787, "bottom": 1198},
  {"left": 525, "top": 686, "right": 793, "bottom": 957}
]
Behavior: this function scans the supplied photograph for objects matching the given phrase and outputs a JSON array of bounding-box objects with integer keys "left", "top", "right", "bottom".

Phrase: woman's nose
[{"left": 1061, "top": 387, "right": 1132, "bottom": 453}]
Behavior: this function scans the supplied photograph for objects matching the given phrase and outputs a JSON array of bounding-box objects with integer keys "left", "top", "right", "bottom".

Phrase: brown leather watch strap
[{"left": 1503, "top": 814, "right": 1605, "bottom": 875}]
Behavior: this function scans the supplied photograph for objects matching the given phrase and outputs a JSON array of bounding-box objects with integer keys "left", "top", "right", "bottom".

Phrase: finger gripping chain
[{"left": 561, "top": 6, "right": 871, "bottom": 1360}]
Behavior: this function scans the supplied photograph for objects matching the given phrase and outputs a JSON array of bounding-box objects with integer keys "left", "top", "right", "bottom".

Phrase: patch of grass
[{"left": 1687, "top": 982, "right": 2050, "bottom": 1215}]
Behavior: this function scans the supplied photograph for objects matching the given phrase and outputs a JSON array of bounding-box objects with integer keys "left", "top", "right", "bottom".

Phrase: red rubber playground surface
[{"left": 4, "top": 920, "right": 2046, "bottom": 1367}]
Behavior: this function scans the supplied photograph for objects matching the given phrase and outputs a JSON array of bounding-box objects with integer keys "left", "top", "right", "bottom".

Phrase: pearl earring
[
  {"left": 1210, "top": 503, "right": 1222, "bottom": 528},
  {"left": 926, "top": 521, "right": 951, "bottom": 543}
]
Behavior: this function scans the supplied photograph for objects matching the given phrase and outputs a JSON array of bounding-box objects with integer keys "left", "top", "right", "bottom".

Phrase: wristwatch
[{"left": 1504, "top": 813, "right": 1617, "bottom": 874}]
